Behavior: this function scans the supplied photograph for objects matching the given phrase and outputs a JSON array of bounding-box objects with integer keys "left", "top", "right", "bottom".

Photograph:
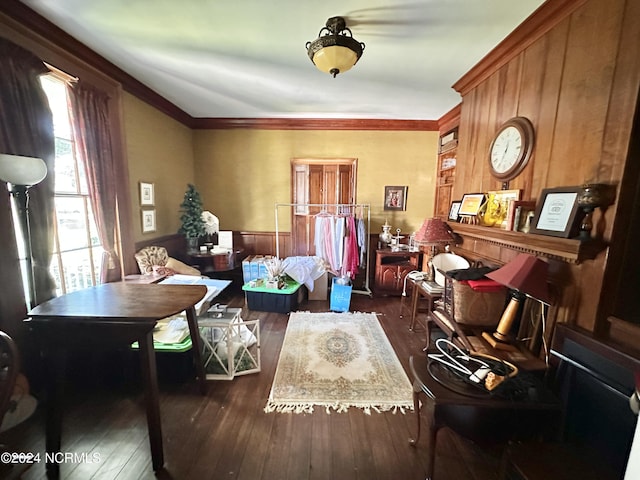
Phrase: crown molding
[
  {"left": 0, "top": 0, "right": 193, "bottom": 126},
  {"left": 437, "top": 104, "right": 461, "bottom": 134},
  {"left": 453, "top": 0, "right": 588, "bottom": 96},
  {"left": 0, "top": 0, "right": 436, "bottom": 132},
  {"left": 191, "top": 117, "right": 438, "bottom": 131}
]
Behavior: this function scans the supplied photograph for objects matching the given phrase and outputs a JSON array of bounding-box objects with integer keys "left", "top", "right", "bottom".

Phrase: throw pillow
[{"left": 166, "top": 257, "right": 201, "bottom": 276}]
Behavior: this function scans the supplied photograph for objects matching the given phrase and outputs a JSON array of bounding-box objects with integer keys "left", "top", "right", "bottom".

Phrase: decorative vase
[
  {"left": 186, "top": 237, "right": 199, "bottom": 253},
  {"left": 577, "top": 183, "right": 616, "bottom": 241},
  {"left": 379, "top": 221, "right": 393, "bottom": 245}
]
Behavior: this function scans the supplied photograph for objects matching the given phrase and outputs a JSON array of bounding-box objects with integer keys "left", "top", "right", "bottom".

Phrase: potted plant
[{"left": 178, "top": 184, "right": 206, "bottom": 252}]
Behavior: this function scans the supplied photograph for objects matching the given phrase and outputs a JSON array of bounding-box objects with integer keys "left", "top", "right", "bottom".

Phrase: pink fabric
[{"left": 341, "top": 216, "right": 359, "bottom": 279}]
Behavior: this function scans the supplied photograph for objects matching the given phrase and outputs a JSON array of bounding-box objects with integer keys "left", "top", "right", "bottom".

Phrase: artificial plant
[{"left": 178, "top": 184, "right": 206, "bottom": 239}]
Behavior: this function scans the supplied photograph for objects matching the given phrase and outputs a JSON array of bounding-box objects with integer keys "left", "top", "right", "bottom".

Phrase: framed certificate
[
  {"left": 458, "top": 193, "right": 485, "bottom": 216},
  {"left": 530, "top": 186, "right": 582, "bottom": 238}
]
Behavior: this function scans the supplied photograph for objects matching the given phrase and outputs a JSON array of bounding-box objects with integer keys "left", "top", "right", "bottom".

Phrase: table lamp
[
  {"left": 414, "top": 217, "right": 454, "bottom": 281},
  {"left": 0, "top": 154, "right": 48, "bottom": 309},
  {"left": 482, "top": 253, "right": 550, "bottom": 351}
]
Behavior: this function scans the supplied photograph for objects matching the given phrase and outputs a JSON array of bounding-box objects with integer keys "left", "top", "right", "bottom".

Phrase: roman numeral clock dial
[{"left": 488, "top": 117, "right": 535, "bottom": 187}]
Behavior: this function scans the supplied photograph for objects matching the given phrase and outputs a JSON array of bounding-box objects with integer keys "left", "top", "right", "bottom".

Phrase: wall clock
[{"left": 488, "top": 116, "right": 535, "bottom": 184}]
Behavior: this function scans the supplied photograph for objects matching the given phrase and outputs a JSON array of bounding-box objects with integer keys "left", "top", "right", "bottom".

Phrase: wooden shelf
[{"left": 450, "top": 223, "right": 607, "bottom": 264}]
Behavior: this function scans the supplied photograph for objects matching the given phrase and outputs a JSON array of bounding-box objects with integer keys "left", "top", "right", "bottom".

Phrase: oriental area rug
[{"left": 264, "top": 311, "right": 414, "bottom": 415}]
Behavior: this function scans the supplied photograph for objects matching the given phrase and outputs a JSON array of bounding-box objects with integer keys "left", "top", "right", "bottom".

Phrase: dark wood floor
[{"left": 1, "top": 286, "right": 505, "bottom": 480}]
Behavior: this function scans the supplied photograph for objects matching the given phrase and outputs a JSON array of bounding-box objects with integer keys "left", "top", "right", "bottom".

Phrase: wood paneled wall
[{"left": 450, "top": 0, "right": 640, "bottom": 332}]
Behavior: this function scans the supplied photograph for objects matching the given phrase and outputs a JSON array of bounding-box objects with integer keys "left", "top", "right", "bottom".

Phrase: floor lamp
[
  {"left": 482, "top": 253, "right": 550, "bottom": 351},
  {"left": 0, "top": 154, "right": 48, "bottom": 309}
]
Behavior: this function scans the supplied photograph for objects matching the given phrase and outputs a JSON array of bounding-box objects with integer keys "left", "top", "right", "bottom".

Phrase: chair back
[
  {"left": 134, "top": 246, "right": 169, "bottom": 274},
  {"left": 0, "top": 331, "right": 19, "bottom": 426}
]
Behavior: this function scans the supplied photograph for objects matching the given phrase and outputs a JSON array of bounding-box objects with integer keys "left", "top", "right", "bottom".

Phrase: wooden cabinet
[{"left": 374, "top": 249, "right": 420, "bottom": 296}]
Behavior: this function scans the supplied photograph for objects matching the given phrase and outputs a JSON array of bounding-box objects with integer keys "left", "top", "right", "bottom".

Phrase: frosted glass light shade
[
  {"left": 0, "top": 154, "right": 47, "bottom": 186},
  {"left": 312, "top": 46, "right": 358, "bottom": 75},
  {"left": 306, "top": 16, "right": 365, "bottom": 78}
]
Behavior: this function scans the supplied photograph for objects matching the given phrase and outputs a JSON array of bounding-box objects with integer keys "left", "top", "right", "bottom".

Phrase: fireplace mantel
[{"left": 450, "top": 223, "right": 606, "bottom": 265}]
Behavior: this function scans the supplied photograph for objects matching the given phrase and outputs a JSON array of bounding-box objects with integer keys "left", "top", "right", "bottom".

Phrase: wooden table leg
[
  {"left": 139, "top": 331, "right": 164, "bottom": 471},
  {"left": 45, "top": 348, "right": 66, "bottom": 479},
  {"left": 425, "top": 416, "right": 439, "bottom": 480},
  {"left": 409, "top": 281, "right": 420, "bottom": 331},
  {"left": 408, "top": 388, "right": 422, "bottom": 446},
  {"left": 185, "top": 306, "right": 207, "bottom": 394}
]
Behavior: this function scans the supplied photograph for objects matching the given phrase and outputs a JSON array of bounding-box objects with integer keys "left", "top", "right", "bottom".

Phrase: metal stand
[{"left": 274, "top": 203, "right": 372, "bottom": 296}]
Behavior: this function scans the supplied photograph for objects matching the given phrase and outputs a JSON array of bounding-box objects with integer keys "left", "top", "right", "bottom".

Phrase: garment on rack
[
  {"left": 341, "top": 215, "right": 359, "bottom": 279},
  {"left": 314, "top": 211, "right": 363, "bottom": 278},
  {"left": 357, "top": 216, "right": 366, "bottom": 267}
]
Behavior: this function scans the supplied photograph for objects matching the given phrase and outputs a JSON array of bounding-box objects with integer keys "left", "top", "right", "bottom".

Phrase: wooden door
[{"left": 291, "top": 159, "right": 356, "bottom": 257}]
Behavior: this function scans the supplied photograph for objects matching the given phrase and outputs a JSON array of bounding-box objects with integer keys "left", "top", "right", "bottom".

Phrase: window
[{"left": 39, "top": 74, "right": 103, "bottom": 296}]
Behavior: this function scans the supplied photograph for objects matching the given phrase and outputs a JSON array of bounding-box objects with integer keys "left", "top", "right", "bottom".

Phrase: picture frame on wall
[
  {"left": 141, "top": 209, "right": 156, "bottom": 233},
  {"left": 458, "top": 193, "right": 485, "bottom": 216},
  {"left": 448, "top": 200, "right": 462, "bottom": 222},
  {"left": 384, "top": 186, "right": 408, "bottom": 211},
  {"left": 529, "top": 186, "right": 583, "bottom": 238},
  {"left": 140, "top": 181, "right": 155, "bottom": 206}
]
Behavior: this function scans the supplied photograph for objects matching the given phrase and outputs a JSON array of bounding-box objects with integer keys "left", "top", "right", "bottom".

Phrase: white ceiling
[{"left": 20, "top": 0, "right": 546, "bottom": 121}]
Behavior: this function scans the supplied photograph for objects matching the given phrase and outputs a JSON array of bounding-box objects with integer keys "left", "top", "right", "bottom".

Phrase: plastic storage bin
[{"left": 242, "top": 279, "right": 302, "bottom": 313}]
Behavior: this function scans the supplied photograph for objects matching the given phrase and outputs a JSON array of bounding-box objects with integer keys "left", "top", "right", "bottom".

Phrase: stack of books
[{"left": 421, "top": 280, "right": 444, "bottom": 294}]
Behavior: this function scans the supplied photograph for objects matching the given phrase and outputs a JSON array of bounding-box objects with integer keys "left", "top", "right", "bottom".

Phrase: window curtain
[
  {"left": 0, "top": 38, "right": 56, "bottom": 308},
  {"left": 67, "top": 81, "right": 122, "bottom": 283}
]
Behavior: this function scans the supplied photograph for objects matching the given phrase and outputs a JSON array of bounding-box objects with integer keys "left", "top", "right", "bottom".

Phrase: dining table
[{"left": 26, "top": 282, "right": 208, "bottom": 478}]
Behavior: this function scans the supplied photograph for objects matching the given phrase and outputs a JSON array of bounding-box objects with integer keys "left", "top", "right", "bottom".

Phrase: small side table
[
  {"left": 404, "top": 277, "right": 443, "bottom": 335},
  {"left": 408, "top": 354, "right": 560, "bottom": 480}
]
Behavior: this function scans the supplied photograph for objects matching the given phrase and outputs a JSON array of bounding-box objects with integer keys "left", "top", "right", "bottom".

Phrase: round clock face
[{"left": 488, "top": 117, "right": 534, "bottom": 181}]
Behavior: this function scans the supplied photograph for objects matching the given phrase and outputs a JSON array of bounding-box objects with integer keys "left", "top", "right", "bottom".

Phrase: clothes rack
[{"left": 274, "top": 203, "right": 372, "bottom": 296}]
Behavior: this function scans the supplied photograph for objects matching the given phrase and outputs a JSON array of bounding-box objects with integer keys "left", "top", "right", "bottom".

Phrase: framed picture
[
  {"left": 141, "top": 209, "right": 156, "bottom": 233},
  {"left": 448, "top": 200, "right": 462, "bottom": 222},
  {"left": 458, "top": 193, "right": 485, "bottom": 216},
  {"left": 507, "top": 200, "right": 536, "bottom": 231},
  {"left": 529, "top": 186, "right": 583, "bottom": 238},
  {"left": 483, "top": 189, "right": 521, "bottom": 228},
  {"left": 384, "top": 186, "right": 408, "bottom": 211},
  {"left": 140, "top": 181, "right": 155, "bottom": 206}
]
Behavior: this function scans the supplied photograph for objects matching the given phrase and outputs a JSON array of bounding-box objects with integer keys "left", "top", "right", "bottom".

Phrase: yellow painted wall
[
  {"left": 122, "top": 92, "right": 195, "bottom": 241},
  {"left": 193, "top": 129, "right": 439, "bottom": 236}
]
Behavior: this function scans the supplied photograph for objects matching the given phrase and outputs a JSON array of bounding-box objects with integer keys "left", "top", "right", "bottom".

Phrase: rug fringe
[{"left": 264, "top": 401, "right": 413, "bottom": 415}]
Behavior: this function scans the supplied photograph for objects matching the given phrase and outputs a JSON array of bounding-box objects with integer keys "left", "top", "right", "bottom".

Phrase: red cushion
[{"left": 466, "top": 278, "right": 504, "bottom": 292}]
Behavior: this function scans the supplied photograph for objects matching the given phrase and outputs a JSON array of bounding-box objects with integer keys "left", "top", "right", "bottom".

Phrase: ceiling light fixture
[{"left": 306, "top": 16, "right": 365, "bottom": 78}]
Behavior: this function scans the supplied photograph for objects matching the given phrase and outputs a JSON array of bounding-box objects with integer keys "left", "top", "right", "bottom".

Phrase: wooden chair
[
  {"left": 0, "top": 330, "right": 19, "bottom": 428},
  {"left": 0, "top": 330, "right": 20, "bottom": 478}
]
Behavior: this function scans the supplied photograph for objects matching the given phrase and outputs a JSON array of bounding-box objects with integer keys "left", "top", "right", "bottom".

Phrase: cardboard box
[
  {"left": 241, "top": 255, "right": 273, "bottom": 283},
  {"left": 308, "top": 272, "right": 328, "bottom": 301}
]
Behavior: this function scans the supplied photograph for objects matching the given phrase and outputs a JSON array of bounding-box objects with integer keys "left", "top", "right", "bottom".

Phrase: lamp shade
[
  {"left": 414, "top": 217, "right": 454, "bottom": 245},
  {"left": 306, "top": 16, "right": 365, "bottom": 77},
  {"left": 0, "top": 154, "right": 47, "bottom": 186},
  {"left": 485, "top": 253, "right": 550, "bottom": 304}
]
